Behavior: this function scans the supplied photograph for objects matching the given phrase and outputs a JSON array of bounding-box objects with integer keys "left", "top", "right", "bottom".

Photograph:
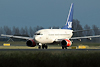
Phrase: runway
[
  {"left": 0, "top": 45, "right": 100, "bottom": 51},
  {"left": 0, "top": 49, "right": 100, "bottom": 51}
]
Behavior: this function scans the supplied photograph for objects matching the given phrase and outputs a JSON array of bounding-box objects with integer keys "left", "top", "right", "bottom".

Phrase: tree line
[{"left": 0, "top": 19, "right": 100, "bottom": 42}]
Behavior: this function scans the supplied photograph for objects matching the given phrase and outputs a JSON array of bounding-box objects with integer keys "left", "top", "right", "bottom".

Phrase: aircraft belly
[
  {"left": 36, "top": 37, "right": 53, "bottom": 44},
  {"left": 38, "top": 39, "right": 53, "bottom": 44}
]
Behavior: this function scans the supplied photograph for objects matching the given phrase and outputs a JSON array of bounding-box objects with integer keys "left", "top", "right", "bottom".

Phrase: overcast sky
[{"left": 0, "top": 0, "right": 100, "bottom": 28}]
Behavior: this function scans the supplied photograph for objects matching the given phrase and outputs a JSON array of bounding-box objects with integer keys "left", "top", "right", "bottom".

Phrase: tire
[
  {"left": 38, "top": 45, "right": 41, "bottom": 49},
  {"left": 45, "top": 45, "right": 48, "bottom": 49},
  {"left": 65, "top": 47, "right": 67, "bottom": 49},
  {"left": 42, "top": 44, "right": 45, "bottom": 49},
  {"left": 62, "top": 46, "right": 64, "bottom": 49}
]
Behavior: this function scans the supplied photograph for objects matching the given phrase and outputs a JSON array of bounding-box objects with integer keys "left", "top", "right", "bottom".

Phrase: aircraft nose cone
[{"left": 34, "top": 36, "right": 39, "bottom": 42}]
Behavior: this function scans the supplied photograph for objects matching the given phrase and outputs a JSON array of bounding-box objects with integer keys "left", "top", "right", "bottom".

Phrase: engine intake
[
  {"left": 61, "top": 39, "right": 72, "bottom": 47},
  {"left": 26, "top": 39, "right": 36, "bottom": 47}
]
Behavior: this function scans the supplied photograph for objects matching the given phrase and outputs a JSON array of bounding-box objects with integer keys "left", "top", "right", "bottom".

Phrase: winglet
[{"left": 62, "top": 3, "right": 74, "bottom": 30}]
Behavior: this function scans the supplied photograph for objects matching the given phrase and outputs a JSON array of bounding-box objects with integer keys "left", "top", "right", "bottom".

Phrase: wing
[
  {"left": 1, "top": 34, "right": 33, "bottom": 40},
  {"left": 55, "top": 35, "right": 100, "bottom": 42},
  {"left": 70, "top": 35, "right": 100, "bottom": 40}
]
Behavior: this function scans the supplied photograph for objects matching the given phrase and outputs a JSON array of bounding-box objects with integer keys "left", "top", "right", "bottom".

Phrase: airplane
[{"left": 1, "top": 3, "right": 100, "bottom": 49}]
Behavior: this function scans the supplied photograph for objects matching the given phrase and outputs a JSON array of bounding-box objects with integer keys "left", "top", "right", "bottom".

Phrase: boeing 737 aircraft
[{"left": 1, "top": 3, "right": 100, "bottom": 49}]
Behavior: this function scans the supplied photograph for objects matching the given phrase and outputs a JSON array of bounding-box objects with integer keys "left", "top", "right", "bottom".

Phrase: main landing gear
[
  {"left": 62, "top": 46, "right": 67, "bottom": 49},
  {"left": 42, "top": 44, "right": 48, "bottom": 49},
  {"left": 38, "top": 44, "right": 48, "bottom": 49}
]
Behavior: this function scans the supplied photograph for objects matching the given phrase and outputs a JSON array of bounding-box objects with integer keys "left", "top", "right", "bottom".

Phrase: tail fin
[{"left": 62, "top": 3, "right": 74, "bottom": 30}]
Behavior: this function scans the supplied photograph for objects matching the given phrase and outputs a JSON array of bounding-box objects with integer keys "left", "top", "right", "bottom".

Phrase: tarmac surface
[
  {"left": 0, "top": 45, "right": 100, "bottom": 51},
  {"left": 0, "top": 49, "right": 100, "bottom": 51}
]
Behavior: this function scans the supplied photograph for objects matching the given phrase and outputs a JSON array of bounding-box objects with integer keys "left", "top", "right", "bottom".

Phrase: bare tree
[
  {"left": 25, "top": 26, "right": 28, "bottom": 35},
  {"left": 72, "top": 19, "right": 83, "bottom": 37},
  {"left": 12, "top": 26, "right": 16, "bottom": 35},
  {"left": 33, "top": 26, "right": 44, "bottom": 33},
  {"left": 84, "top": 24, "right": 92, "bottom": 36},
  {"left": 20, "top": 27, "right": 26, "bottom": 35},
  {"left": 92, "top": 25, "right": 100, "bottom": 42},
  {"left": 92, "top": 25, "right": 100, "bottom": 35},
  {"left": 14, "top": 27, "right": 20, "bottom": 35},
  {"left": 3, "top": 26, "right": 12, "bottom": 35},
  {"left": 29, "top": 26, "right": 34, "bottom": 37},
  {"left": 48, "top": 26, "right": 60, "bottom": 29},
  {"left": 0, "top": 27, "right": 3, "bottom": 37}
]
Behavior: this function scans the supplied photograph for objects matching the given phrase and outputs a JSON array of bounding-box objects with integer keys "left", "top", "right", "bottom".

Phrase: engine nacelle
[
  {"left": 26, "top": 39, "right": 36, "bottom": 47},
  {"left": 61, "top": 39, "right": 72, "bottom": 47}
]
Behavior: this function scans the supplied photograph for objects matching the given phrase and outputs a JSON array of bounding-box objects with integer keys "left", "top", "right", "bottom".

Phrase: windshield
[{"left": 34, "top": 33, "right": 43, "bottom": 35}]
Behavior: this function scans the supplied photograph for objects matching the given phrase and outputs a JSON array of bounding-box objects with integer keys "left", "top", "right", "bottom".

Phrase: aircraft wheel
[
  {"left": 42, "top": 44, "right": 48, "bottom": 49},
  {"left": 42, "top": 44, "right": 45, "bottom": 49},
  {"left": 45, "top": 45, "right": 48, "bottom": 49},
  {"left": 65, "top": 47, "right": 67, "bottom": 49},
  {"left": 38, "top": 45, "right": 41, "bottom": 49},
  {"left": 62, "top": 46, "right": 67, "bottom": 49},
  {"left": 62, "top": 46, "right": 64, "bottom": 49}
]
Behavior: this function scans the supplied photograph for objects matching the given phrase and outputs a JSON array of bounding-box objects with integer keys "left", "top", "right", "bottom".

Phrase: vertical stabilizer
[{"left": 62, "top": 3, "right": 74, "bottom": 30}]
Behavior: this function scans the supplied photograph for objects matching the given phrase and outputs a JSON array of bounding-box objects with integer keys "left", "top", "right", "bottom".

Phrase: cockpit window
[{"left": 34, "top": 33, "right": 43, "bottom": 35}]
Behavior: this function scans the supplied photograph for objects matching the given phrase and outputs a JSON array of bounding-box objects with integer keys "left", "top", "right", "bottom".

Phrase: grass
[
  {"left": 0, "top": 50, "right": 100, "bottom": 67},
  {"left": 72, "top": 42, "right": 100, "bottom": 46},
  {"left": 0, "top": 42, "right": 99, "bottom": 67},
  {"left": 0, "top": 41, "right": 26, "bottom": 46}
]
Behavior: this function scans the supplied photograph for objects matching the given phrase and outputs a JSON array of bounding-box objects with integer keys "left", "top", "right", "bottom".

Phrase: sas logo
[{"left": 67, "top": 22, "right": 72, "bottom": 28}]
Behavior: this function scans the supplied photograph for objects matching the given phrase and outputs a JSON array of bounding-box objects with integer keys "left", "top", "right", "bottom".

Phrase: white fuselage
[{"left": 34, "top": 29, "right": 73, "bottom": 44}]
